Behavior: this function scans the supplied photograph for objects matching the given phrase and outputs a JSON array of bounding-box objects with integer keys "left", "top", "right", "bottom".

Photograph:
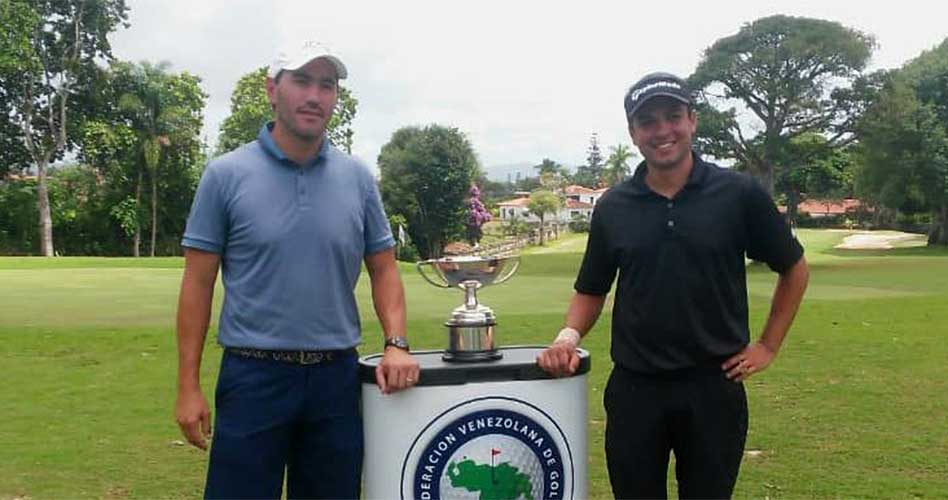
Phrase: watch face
[{"left": 386, "top": 336, "right": 409, "bottom": 350}]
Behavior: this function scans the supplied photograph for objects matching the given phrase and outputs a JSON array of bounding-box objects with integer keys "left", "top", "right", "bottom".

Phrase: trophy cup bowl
[{"left": 416, "top": 255, "right": 520, "bottom": 362}]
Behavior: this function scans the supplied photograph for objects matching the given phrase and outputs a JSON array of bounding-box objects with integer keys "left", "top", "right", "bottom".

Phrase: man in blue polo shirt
[
  {"left": 537, "top": 72, "right": 810, "bottom": 498},
  {"left": 174, "top": 41, "right": 419, "bottom": 499}
]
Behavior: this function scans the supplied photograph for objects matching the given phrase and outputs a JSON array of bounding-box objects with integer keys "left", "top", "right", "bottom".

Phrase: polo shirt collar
[
  {"left": 627, "top": 150, "right": 708, "bottom": 196},
  {"left": 257, "top": 122, "right": 330, "bottom": 168}
]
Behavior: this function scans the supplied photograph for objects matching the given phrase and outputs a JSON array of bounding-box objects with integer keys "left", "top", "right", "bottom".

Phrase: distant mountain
[{"left": 480, "top": 162, "right": 535, "bottom": 182}]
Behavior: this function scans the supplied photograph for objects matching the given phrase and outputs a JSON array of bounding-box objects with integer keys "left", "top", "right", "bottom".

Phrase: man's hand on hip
[
  {"left": 375, "top": 347, "right": 420, "bottom": 394},
  {"left": 176, "top": 388, "right": 211, "bottom": 450},
  {"left": 723, "top": 341, "right": 776, "bottom": 382}
]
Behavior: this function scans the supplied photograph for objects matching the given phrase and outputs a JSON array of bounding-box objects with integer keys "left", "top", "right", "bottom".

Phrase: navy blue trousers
[
  {"left": 604, "top": 364, "right": 748, "bottom": 499},
  {"left": 204, "top": 350, "right": 363, "bottom": 499}
]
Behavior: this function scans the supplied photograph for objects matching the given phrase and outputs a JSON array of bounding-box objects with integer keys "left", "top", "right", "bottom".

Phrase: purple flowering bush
[{"left": 466, "top": 185, "right": 491, "bottom": 246}]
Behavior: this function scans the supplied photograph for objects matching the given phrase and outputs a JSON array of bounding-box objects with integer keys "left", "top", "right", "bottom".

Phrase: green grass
[{"left": 1, "top": 229, "right": 947, "bottom": 498}]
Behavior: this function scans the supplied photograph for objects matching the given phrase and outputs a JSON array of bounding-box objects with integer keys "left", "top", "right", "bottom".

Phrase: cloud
[{"left": 112, "top": 0, "right": 948, "bottom": 173}]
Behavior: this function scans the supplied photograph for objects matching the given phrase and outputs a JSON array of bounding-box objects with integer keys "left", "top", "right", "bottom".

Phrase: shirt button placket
[
  {"left": 666, "top": 200, "right": 674, "bottom": 229},
  {"left": 297, "top": 169, "right": 307, "bottom": 206}
]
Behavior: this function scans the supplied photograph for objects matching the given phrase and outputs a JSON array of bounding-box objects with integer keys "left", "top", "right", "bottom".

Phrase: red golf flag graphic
[{"left": 491, "top": 448, "right": 501, "bottom": 456}]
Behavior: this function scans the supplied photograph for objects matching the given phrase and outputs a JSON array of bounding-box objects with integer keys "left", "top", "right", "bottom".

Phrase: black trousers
[{"left": 604, "top": 364, "right": 748, "bottom": 500}]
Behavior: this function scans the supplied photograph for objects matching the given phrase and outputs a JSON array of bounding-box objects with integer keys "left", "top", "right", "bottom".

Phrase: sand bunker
[{"left": 835, "top": 232, "right": 923, "bottom": 249}]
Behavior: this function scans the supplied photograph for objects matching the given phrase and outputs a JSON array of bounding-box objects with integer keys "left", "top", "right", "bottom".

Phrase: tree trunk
[
  {"left": 786, "top": 190, "right": 800, "bottom": 227},
  {"left": 150, "top": 172, "right": 157, "bottom": 257},
  {"left": 759, "top": 161, "right": 775, "bottom": 196},
  {"left": 538, "top": 215, "right": 546, "bottom": 245},
  {"left": 133, "top": 170, "right": 142, "bottom": 257},
  {"left": 36, "top": 159, "right": 54, "bottom": 257},
  {"left": 426, "top": 237, "right": 442, "bottom": 259},
  {"left": 928, "top": 204, "right": 948, "bottom": 246},
  {"left": 872, "top": 205, "right": 889, "bottom": 229}
]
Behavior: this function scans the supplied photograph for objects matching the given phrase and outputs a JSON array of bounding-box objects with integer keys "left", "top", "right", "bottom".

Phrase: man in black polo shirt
[{"left": 537, "top": 72, "right": 809, "bottom": 499}]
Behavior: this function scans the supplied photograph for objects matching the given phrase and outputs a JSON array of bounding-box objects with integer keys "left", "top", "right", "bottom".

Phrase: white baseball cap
[{"left": 268, "top": 40, "right": 348, "bottom": 80}]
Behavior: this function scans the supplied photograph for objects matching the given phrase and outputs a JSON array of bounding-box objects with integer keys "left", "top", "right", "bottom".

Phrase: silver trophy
[{"left": 416, "top": 254, "right": 520, "bottom": 362}]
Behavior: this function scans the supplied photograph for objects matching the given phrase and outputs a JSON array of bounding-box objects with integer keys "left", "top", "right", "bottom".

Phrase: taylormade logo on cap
[
  {"left": 624, "top": 72, "right": 692, "bottom": 120},
  {"left": 629, "top": 80, "right": 683, "bottom": 102}
]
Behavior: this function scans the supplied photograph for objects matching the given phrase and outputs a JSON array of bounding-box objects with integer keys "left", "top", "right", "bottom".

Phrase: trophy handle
[
  {"left": 416, "top": 260, "right": 452, "bottom": 288},
  {"left": 492, "top": 257, "right": 520, "bottom": 285}
]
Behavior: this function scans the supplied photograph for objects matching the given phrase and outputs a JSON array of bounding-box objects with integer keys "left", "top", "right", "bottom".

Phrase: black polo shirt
[{"left": 575, "top": 153, "right": 803, "bottom": 373}]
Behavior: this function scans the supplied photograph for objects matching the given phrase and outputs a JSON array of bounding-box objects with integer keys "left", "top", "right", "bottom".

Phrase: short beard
[{"left": 276, "top": 107, "right": 324, "bottom": 142}]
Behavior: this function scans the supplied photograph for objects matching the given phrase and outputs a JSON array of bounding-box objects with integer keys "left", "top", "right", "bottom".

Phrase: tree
[
  {"left": 46, "top": 163, "right": 119, "bottom": 255},
  {"left": 77, "top": 118, "right": 138, "bottom": 248},
  {"left": 0, "top": 117, "right": 32, "bottom": 179},
  {"left": 900, "top": 38, "right": 948, "bottom": 125},
  {"left": 527, "top": 190, "right": 562, "bottom": 246},
  {"left": 775, "top": 133, "right": 856, "bottom": 221},
  {"left": 513, "top": 174, "right": 541, "bottom": 193},
  {"left": 1, "top": 0, "right": 129, "bottom": 256},
  {"left": 73, "top": 60, "right": 206, "bottom": 257},
  {"left": 603, "top": 144, "right": 635, "bottom": 187},
  {"left": 856, "top": 73, "right": 948, "bottom": 245},
  {"left": 116, "top": 61, "right": 206, "bottom": 256},
  {"left": 572, "top": 133, "right": 605, "bottom": 188},
  {"left": 0, "top": 1, "right": 35, "bottom": 178},
  {"left": 476, "top": 177, "right": 513, "bottom": 205},
  {"left": 538, "top": 170, "right": 568, "bottom": 192},
  {"left": 378, "top": 125, "right": 480, "bottom": 259},
  {"left": 899, "top": 37, "right": 948, "bottom": 244},
  {"left": 0, "top": 176, "right": 38, "bottom": 253},
  {"left": 533, "top": 158, "right": 568, "bottom": 177},
  {"left": 689, "top": 15, "right": 875, "bottom": 220},
  {"left": 216, "top": 67, "right": 269, "bottom": 155},
  {"left": 216, "top": 66, "right": 359, "bottom": 155}
]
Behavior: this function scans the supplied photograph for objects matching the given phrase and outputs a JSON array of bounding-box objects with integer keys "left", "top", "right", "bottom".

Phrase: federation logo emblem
[{"left": 401, "top": 397, "right": 574, "bottom": 500}]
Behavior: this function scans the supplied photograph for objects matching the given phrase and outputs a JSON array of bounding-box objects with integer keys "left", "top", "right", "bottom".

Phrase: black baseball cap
[{"left": 623, "top": 72, "right": 692, "bottom": 120}]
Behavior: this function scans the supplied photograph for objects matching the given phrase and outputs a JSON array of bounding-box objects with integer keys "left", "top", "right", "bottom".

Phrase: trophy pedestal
[
  {"left": 359, "top": 346, "right": 590, "bottom": 499},
  {"left": 443, "top": 302, "right": 501, "bottom": 362},
  {"left": 443, "top": 322, "right": 501, "bottom": 362}
]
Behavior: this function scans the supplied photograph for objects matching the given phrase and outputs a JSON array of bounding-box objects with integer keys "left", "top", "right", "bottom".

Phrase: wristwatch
[{"left": 384, "top": 335, "right": 410, "bottom": 351}]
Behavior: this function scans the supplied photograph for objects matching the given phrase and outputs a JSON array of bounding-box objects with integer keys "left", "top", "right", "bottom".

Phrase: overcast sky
[{"left": 110, "top": 0, "right": 948, "bottom": 177}]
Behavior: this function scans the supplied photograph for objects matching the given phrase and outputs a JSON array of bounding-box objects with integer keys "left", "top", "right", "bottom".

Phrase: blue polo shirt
[{"left": 182, "top": 123, "right": 395, "bottom": 350}]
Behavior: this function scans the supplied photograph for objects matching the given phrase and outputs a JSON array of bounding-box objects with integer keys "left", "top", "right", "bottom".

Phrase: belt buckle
[{"left": 299, "top": 351, "right": 324, "bottom": 365}]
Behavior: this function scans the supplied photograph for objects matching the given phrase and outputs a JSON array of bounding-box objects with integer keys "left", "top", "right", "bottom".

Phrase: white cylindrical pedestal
[{"left": 360, "top": 346, "right": 590, "bottom": 500}]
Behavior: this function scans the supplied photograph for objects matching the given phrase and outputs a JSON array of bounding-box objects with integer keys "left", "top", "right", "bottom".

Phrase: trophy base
[
  {"left": 441, "top": 349, "right": 503, "bottom": 363},
  {"left": 443, "top": 322, "right": 501, "bottom": 363}
]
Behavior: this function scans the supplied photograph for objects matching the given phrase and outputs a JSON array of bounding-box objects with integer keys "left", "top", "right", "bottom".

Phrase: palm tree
[
  {"left": 118, "top": 61, "right": 187, "bottom": 257},
  {"left": 534, "top": 158, "right": 568, "bottom": 177},
  {"left": 604, "top": 144, "right": 635, "bottom": 187}
]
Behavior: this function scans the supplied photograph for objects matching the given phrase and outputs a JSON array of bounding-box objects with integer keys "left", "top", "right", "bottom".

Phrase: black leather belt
[{"left": 226, "top": 347, "right": 355, "bottom": 365}]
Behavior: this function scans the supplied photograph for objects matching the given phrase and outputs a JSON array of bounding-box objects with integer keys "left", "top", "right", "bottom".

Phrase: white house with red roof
[
  {"left": 497, "top": 196, "right": 533, "bottom": 221},
  {"left": 498, "top": 185, "right": 609, "bottom": 222},
  {"left": 563, "top": 185, "right": 607, "bottom": 205}
]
